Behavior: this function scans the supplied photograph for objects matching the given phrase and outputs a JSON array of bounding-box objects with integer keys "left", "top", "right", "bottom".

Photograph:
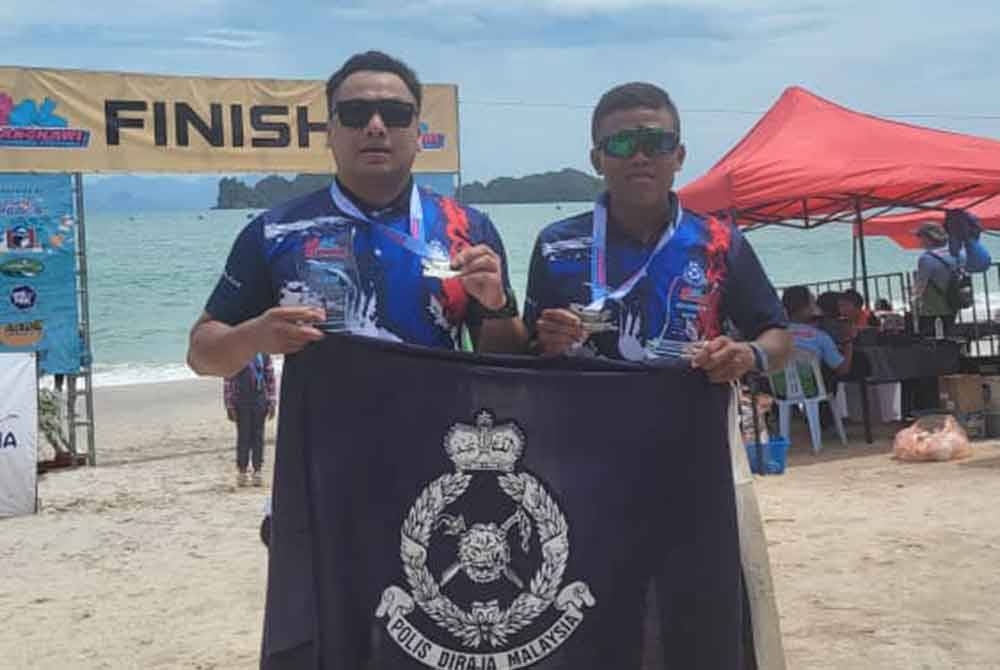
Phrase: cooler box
[{"left": 939, "top": 375, "right": 987, "bottom": 439}]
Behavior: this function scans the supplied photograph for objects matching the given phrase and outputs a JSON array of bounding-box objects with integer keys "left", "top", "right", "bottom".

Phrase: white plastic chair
[{"left": 768, "top": 349, "right": 847, "bottom": 453}]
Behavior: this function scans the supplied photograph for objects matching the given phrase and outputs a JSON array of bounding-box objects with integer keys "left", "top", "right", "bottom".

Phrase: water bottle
[{"left": 934, "top": 316, "right": 945, "bottom": 340}]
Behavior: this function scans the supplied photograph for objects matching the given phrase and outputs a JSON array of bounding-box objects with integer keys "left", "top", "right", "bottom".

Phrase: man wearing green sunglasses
[{"left": 524, "top": 82, "right": 791, "bottom": 383}]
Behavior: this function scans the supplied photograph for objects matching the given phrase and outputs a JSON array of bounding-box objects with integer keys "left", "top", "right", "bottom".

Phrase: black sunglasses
[
  {"left": 334, "top": 98, "right": 417, "bottom": 129},
  {"left": 597, "top": 127, "right": 680, "bottom": 159}
]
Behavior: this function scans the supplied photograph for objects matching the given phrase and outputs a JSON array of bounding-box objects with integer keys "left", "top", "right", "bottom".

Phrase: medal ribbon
[
  {"left": 329, "top": 180, "right": 446, "bottom": 260},
  {"left": 589, "top": 192, "right": 682, "bottom": 308}
]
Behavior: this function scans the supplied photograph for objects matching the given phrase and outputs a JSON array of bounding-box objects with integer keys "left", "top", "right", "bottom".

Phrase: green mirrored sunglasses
[{"left": 598, "top": 127, "right": 680, "bottom": 159}]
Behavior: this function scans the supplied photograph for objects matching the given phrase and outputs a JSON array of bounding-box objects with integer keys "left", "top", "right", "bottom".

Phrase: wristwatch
[
  {"left": 748, "top": 342, "right": 769, "bottom": 373},
  {"left": 479, "top": 288, "right": 518, "bottom": 320}
]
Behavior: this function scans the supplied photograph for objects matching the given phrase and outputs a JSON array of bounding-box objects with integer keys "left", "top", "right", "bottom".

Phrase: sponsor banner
[
  {"left": 0, "top": 173, "right": 81, "bottom": 373},
  {"left": 0, "top": 66, "right": 458, "bottom": 174},
  {"left": 0, "top": 352, "right": 37, "bottom": 518}
]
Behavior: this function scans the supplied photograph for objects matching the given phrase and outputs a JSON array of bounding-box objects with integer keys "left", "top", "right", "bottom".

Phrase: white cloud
[
  {"left": 525, "top": 0, "right": 787, "bottom": 13},
  {"left": 360, "top": 0, "right": 788, "bottom": 12},
  {"left": 184, "top": 29, "right": 269, "bottom": 50},
  {"left": 0, "top": 0, "right": 229, "bottom": 29}
]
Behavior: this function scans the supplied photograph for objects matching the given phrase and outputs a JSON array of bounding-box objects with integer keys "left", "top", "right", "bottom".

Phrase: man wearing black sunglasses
[
  {"left": 188, "top": 51, "right": 526, "bottom": 380},
  {"left": 523, "top": 82, "right": 790, "bottom": 382}
]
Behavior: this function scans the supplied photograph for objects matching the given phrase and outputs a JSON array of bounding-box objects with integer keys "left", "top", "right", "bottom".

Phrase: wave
[{"left": 39, "top": 358, "right": 287, "bottom": 389}]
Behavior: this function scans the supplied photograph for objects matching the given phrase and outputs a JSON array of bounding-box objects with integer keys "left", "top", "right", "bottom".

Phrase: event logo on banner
[
  {"left": 0, "top": 92, "right": 91, "bottom": 149},
  {"left": 419, "top": 122, "right": 446, "bottom": 151},
  {"left": 0, "top": 174, "right": 80, "bottom": 374}
]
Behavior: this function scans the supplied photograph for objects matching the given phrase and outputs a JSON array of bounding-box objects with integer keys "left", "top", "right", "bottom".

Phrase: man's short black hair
[
  {"left": 591, "top": 82, "right": 681, "bottom": 143},
  {"left": 782, "top": 285, "right": 812, "bottom": 317},
  {"left": 841, "top": 289, "right": 864, "bottom": 308},
  {"left": 326, "top": 51, "right": 422, "bottom": 120},
  {"left": 816, "top": 291, "right": 841, "bottom": 318}
]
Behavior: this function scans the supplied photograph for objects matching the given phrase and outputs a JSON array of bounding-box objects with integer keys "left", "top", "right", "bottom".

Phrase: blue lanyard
[
  {"left": 328, "top": 181, "right": 447, "bottom": 261},
  {"left": 588, "top": 193, "right": 681, "bottom": 308},
  {"left": 252, "top": 354, "right": 265, "bottom": 391}
]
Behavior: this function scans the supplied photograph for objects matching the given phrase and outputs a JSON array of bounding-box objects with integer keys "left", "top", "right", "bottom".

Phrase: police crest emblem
[
  {"left": 376, "top": 410, "right": 596, "bottom": 669},
  {"left": 682, "top": 260, "right": 707, "bottom": 287}
]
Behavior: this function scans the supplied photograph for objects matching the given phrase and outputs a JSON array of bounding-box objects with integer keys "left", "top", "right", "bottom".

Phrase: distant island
[
  {"left": 458, "top": 169, "right": 603, "bottom": 204},
  {"left": 214, "top": 168, "right": 603, "bottom": 209}
]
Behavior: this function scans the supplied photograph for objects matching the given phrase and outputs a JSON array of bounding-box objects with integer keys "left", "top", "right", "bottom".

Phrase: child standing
[{"left": 224, "top": 353, "right": 276, "bottom": 487}]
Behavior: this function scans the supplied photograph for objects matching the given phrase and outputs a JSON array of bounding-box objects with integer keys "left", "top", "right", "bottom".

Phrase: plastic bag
[{"left": 892, "top": 414, "right": 972, "bottom": 462}]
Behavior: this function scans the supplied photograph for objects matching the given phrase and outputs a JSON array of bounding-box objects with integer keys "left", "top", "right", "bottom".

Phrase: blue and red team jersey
[
  {"left": 524, "top": 194, "right": 786, "bottom": 361},
  {"left": 205, "top": 182, "right": 514, "bottom": 350}
]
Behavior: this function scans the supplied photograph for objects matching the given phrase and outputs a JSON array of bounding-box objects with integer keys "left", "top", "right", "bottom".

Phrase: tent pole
[
  {"left": 852, "top": 229, "right": 858, "bottom": 287},
  {"left": 854, "top": 198, "right": 871, "bottom": 307},
  {"left": 455, "top": 85, "right": 463, "bottom": 203}
]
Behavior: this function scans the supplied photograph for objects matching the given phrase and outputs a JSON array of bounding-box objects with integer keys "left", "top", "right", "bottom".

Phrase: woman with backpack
[{"left": 913, "top": 217, "right": 991, "bottom": 337}]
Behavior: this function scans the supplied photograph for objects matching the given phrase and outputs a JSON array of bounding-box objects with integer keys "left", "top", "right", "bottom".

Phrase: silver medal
[
  {"left": 422, "top": 257, "right": 462, "bottom": 279},
  {"left": 570, "top": 303, "right": 617, "bottom": 334}
]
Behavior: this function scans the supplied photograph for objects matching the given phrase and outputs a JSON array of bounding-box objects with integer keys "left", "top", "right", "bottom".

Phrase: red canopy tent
[{"left": 678, "top": 86, "right": 1000, "bottom": 301}]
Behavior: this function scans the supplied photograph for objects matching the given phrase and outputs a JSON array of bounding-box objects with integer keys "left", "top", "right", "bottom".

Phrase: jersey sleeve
[
  {"left": 204, "top": 220, "right": 275, "bottom": 326},
  {"left": 818, "top": 331, "right": 845, "bottom": 369},
  {"left": 720, "top": 226, "right": 787, "bottom": 340}
]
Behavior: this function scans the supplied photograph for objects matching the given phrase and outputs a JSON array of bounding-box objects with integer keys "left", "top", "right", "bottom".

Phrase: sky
[{"left": 3, "top": 0, "right": 1000, "bottom": 185}]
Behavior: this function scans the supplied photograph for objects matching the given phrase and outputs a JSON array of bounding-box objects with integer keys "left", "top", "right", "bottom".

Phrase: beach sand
[{"left": 2, "top": 378, "right": 999, "bottom": 669}]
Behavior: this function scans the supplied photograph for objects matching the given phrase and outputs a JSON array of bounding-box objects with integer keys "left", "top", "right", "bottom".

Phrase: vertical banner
[
  {"left": 0, "top": 352, "right": 38, "bottom": 518},
  {"left": 0, "top": 173, "right": 81, "bottom": 374}
]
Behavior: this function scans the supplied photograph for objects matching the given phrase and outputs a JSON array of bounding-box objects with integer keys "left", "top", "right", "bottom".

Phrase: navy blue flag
[{"left": 263, "top": 335, "right": 743, "bottom": 670}]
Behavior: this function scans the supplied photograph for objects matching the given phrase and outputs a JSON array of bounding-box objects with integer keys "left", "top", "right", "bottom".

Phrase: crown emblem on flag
[{"left": 444, "top": 410, "right": 524, "bottom": 473}]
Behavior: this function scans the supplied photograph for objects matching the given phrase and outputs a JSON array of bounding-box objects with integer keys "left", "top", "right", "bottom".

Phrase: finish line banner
[
  {"left": 263, "top": 336, "right": 744, "bottom": 669},
  {"left": 0, "top": 66, "right": 458, "bottom": 174},
  {"left": 0, "top": 173, "right": 81, "bottom": 374}
]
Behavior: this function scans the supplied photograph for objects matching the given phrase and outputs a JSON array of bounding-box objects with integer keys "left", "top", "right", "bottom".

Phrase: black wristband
[
  {"left": 748, "top": 342, "right": 769, "bottom": 373},
  {"left": 479, "top": 288, "right": 518, "bottom": 320}
]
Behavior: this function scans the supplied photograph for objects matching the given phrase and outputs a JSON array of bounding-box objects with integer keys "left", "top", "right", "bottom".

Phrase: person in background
[
  {"left": 838, "top": 289, "right": 877, "bottom": 329},
  {"left": 913, "top": 218, "right": 991, "bottom": 336},
  {"left": 38, "top": 386, "right": 74, "bottom": 464},
  {"left": 815, "top": 291, "right": 850, "bottom": 342},
  {"left": 224, "top": 352, "right": 276, "bottom": 487},
  {"left": 873, "top": 297, "right": 906, "bottom": 333},
  {"left": 782, "top": 286, "right": 853, "bottom": 394}
]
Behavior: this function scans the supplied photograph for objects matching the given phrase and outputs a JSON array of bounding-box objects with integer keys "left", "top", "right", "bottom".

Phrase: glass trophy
[
  {"left": 645, "top": 316, "right": 704, "bottom": 360},
  {"left": 298, "top": 221, "right": 360, "bottom": 333}
]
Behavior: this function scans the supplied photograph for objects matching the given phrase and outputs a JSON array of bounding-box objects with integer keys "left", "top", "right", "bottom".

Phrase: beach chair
[{"left": 768, "top": 349, "right": 847, "bottom": 453}]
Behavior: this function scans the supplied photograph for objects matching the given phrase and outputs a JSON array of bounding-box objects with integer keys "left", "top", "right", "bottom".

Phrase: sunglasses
[
  {"left": 334, "top": 98, "right": 417, "bottom": 129},
  {"left": 597, "top": 127, "right": 680, "bottom": 159}
]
